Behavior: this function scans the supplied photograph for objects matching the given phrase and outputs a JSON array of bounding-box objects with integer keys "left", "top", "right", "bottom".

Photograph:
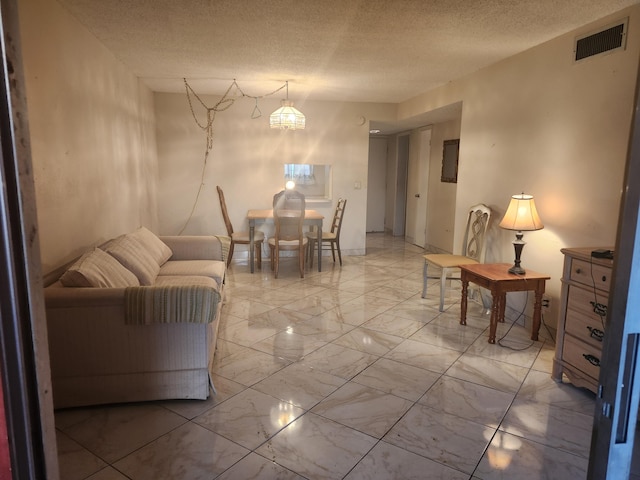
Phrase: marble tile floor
[{"left": 55, "top": 233, "right": 598, "bottom": 480}]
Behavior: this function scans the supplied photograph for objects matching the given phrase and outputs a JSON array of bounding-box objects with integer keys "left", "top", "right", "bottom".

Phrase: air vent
[{"left": 574, "top": 18, "right": 628, "bottom": 62}]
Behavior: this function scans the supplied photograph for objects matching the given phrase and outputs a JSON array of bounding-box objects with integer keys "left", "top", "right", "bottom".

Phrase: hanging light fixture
[{"left": 270, "top": 81, "right": 305, "bottom": 130}]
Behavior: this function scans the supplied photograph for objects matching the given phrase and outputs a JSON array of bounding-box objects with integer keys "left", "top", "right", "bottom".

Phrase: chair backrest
[
  {"left": 330, "top": 198, "right": 347, "bottom": 236},
  {"left": 461, "top": 204, "right": 491, "bottom": 262},
  {"left": 216, "top": 186, "right": 234, "bottom": 236},
  {"left": 273, "top": 190, "right": 306, "bottom": 242}
]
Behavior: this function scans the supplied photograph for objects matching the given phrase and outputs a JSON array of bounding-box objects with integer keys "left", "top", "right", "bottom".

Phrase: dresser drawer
[
  {"left": 563, "top": 334, "right": 602, "bottom": 381},
  {"left": 569, "top": 258, "right": 612, "bottom": 292},
  {"left": 565, "top": 284, "right": 608, "bottom": 330}
]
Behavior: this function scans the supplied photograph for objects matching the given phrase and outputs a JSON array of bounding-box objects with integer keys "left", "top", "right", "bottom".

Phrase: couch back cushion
[
  {"left": 133, "top": 226, "right": 173, "bottom": 265},
  {"left": 60, "top": 248, "right": 140, "bottom": 288},
  {"left": 104, "top": 228, "right": 170, "bottom": 285}
]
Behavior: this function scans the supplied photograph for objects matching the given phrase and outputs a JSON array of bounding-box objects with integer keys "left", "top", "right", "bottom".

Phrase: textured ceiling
[{"left": 58, "top": 0, "right": 638, "bottom": 105}]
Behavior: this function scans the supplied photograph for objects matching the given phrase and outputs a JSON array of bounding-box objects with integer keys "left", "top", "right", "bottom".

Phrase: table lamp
[{"left": 498, "top": 193, "right": 544, "bottom": 274}]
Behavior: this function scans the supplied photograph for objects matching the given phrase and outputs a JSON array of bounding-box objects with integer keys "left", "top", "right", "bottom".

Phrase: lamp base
[
  {"left": 509, "top": 232, "right": 526, "bottom": 275},
  {"left": 508, "top": 264, "right": 526, "bottom": 275}
]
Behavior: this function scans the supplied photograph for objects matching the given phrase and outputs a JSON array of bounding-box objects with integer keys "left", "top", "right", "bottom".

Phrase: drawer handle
[
  {"left": 575, "top": 268, "right": 582, "bottom": 274},
  {"left": 601, "top": 275, "right": 607, "bottom": 283},
  {"left": 587, "top": 326, "right": 604, "bottom": 341},
  {"left": 583, "top": 354, "right": 601, "bottom": 367},
  {"left": 590, "top": 301, "right": 608, "bottom": 317}
]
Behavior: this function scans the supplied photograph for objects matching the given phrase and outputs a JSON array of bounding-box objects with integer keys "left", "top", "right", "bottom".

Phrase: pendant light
[{"left": 269, "top": 81, "right": 306, "bottom": 130}]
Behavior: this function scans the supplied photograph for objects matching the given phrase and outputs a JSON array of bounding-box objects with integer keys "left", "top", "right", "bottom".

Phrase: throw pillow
[
  {"left": 60, "top": 248, "right": 140, "bottom": 288},
  {"left": 104, "top": 233, "right": 162, "bottom": 285},
  {"left": 130, "top": 226, "right": 173, "bottom": 266}
]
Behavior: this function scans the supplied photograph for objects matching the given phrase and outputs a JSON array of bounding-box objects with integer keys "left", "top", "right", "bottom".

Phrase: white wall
[
  {"left": 426, "top": 118, "right": 461, "bottom": 252},
  {"left": 154, "top": 92, "right": 395, "bottom": 256},
  {"left": 20, "top": 0, "right": 159, "bottom": 272},
  {"left": 399, "top": 5, "right": 640, "bottom": 324}
]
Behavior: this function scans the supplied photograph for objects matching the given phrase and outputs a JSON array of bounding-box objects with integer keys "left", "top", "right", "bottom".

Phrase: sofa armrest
[
  {"left": 160, "top": 235, "right": 230, "bottom": 262},
  {"left": 44, "top": 286, "right": 127, "bottom": 308}
]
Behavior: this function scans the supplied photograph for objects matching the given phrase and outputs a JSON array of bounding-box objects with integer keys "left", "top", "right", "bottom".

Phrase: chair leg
[
  {"left": 422, "top": 261, "right": 428, "bottom": 298},
  {"left": 255, "top": 242, "right": 262, "bottom": 269},
  {"left": 270, "top": 245, "right": 275, "bottom": 271},
  {"left": 299, "top": 247, "right": 305, "bottom": 278},
  {"left": 330, "top": 242, "right": 336, "bottom": 263},
  {"left": 439, "top": 269, "right": 447, "bottom": 312},
  {"left": 336, "top": 240, "right": 342, "bottom": 266},
  {"left": 227, "top": 242, "right": 235, "bottom": 267},
  {"left": 274, "top": 248, "right": 279, "bottom": 278},
  {"left": 309, "top": 239, "right": 315, "bottom": 268}
]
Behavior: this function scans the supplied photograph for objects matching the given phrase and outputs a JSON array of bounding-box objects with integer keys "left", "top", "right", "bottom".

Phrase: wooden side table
[{"left": 459, "top": 263, "right": 550, "bottom": 344}]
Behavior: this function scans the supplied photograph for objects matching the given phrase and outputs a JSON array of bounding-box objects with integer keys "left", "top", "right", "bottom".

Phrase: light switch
[{"left": 354, "top": 181, "right": 361, "bottom": 190}]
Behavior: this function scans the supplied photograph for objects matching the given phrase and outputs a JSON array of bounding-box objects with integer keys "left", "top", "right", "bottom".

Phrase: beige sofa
[{"left": 44, "top": 227, "right": 229, "bottom": 409}]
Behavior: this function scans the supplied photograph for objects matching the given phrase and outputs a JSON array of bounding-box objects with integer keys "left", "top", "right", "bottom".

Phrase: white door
[
  {"left": 405, "top": 129, "right": 431, "bottom": 247},
  {"left": 366, "top": 137, "right": 387, "bottom": 232}
]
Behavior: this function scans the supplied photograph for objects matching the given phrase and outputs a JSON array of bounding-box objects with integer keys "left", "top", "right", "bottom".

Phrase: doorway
[{"left": 405, "top": 128, "right": 431, "bottom": 247}]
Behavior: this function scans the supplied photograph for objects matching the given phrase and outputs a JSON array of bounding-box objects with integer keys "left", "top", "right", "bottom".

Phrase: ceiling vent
[{"left": 574, "top": 18, "right": 628, "bottom": 62}]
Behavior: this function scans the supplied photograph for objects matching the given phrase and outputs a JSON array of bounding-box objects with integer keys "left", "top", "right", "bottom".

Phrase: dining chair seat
[{"left": 422, "top": 204, "right": 491, "bottom": 312}]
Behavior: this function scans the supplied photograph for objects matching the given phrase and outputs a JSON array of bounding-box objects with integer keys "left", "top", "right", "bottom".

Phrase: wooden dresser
[{"left": 552, "top": 247, "right": 614, "bottom": 393}]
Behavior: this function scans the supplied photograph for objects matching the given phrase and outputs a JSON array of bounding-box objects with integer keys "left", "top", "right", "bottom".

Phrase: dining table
[{"left": 247, "top": 209, "right": 325, "bottom": 273}]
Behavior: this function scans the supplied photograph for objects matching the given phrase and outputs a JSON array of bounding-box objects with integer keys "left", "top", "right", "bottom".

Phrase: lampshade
[
  {"left": 270, "top": 81, "right": 305, "bottom": 130},
  {"left": 270, "top": 100, "right": 306, "bottom": 130},
  {"left": 499, "top": 194, "right": 544, "bottom": 232}
]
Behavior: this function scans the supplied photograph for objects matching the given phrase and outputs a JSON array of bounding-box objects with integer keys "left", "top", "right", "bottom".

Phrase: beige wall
[
  {"left": 154, "top": 92, "right": 395, "bottom": 256},
  {"left": 398, "top": 5, "right": 640, "bottom": 323},
  {"left": 20, "top": 0, "right": 159, "bottom": 273},
  {"left": 425, "top": 118, "right": 461, "bottom": 252}
]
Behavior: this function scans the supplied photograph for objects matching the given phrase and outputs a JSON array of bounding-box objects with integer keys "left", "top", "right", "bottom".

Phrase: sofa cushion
[
  {"left": 158, "top": 260, "right": 226, "bottom": 289},
  {"left": 60, "top": 248, "right": 140, "bottom": 288},
  {"left": 131, "top": 226, "right": 173, "bottom": 266},
  {"left": 104, "top": 233, "right": 162, "bottom": 285}
]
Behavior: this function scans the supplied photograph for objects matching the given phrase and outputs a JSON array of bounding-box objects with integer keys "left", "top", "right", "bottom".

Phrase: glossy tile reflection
[{"left": 54, "top": 233, "right": 597, "bottom": 480}]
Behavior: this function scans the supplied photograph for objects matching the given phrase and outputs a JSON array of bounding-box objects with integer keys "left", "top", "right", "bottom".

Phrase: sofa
[{"left": 43, "top": 227, "right": 229, "bottom": 409}]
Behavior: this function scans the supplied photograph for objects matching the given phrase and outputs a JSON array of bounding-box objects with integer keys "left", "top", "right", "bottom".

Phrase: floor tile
[
  {"left": 58, "top": 404, "right": 187, "bottom": 464},
  {"left": 216, "top": 452, "right": 306, "bottom": 479},
  {"left": 300, "top": 343, "right": 379, "bottom": 379},
  {"left": 384, "top": 404, "right": 493, "bottom": 474},
  {"left": 474, "top": 432, "right": 588, "bottom": 479},
  {"left": 311, "top": 382, "right": 413, "bottom": 438},
  {"left": 418, "top": 376, "right": 514, "bottom": 427},
  {"left": 410, "top": 321, "right": 484, "bottom": 352},
  {"left": 385, "top": 338, "right": 461, "bottom": 374},
  {"left": 360, "top": 312, "right": 425, "bottom": 338},
  {"left": 344, "top": 440, "right": 469, "bottom": 480},
  {"left": 85, "top": 467, "right": 130, "bottom": 480},
  {"left": 195, "top": 388, "right": 304, "bottom": 450},
  {"left": 352, "top": 357, "right": 441, "bottom": 401},
  {"left": 252, "top": 362, "right": 346, "bottom": 410},
  {"left": 255, "top": 412, "right": 377, "bottom": 480},
  {"left": 516, "top": 370, "right": 596, "bottom": 415},
  {"left": 113, "top": 422, "right": 249, "bottom": 479},
  {"left": 252, "top": 330, "right": 327, "bottom": 361},
  {"left": 445, "top": 353, "right": 530, "bottom": 394},
  {"left": 332, "top": 327, "right": 404, "bottom": 356},
  {"left": 214, "top": 345, "right": 290, "bottom": 386},
  {"left": 56, "top": 431, "right": 107, "bottom": 480},
  {"left": 499, "top": 398, "right": 593, "bottom": 457}
]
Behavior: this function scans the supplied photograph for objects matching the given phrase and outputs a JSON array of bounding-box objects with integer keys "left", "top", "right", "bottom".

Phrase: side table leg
[
  {"left": 249, "top": 224, "right": 255, "bottom": 274},
  {"left": 489, "top": 290, "right": 499, "bottom": 344},
  {"left": 460, "top": 278, "right": 468, "bottom": 326},
  {"left": 532, "top": 289, "right": 543, "bottom": 341}
]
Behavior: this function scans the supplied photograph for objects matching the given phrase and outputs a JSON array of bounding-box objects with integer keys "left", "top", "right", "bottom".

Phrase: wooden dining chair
[
  {"left": 216, "top": 185, "right": 264, "bottom": 268},
  {"left": 421, "top": 203, "right": 491, "bottom": 311},
  {"left": 307, "top": 198, "right": 347, "bottom": 267},
  {"left": 268, "top": 190, "right": 307, "bottom": 278}
]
